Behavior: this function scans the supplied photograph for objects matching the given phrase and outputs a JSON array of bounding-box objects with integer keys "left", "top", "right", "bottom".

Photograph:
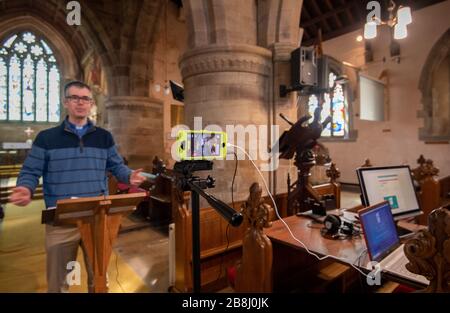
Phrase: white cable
[{"left": 227, "top": 143, "right": 369, "bottom": 278}]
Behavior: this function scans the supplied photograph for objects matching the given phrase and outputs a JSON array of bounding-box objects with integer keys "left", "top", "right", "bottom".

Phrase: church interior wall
[{"left": 320, "top": 1, "right": 450, "bottom": 184}]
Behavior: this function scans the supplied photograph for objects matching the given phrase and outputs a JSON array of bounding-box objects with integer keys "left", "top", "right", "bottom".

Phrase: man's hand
[
  {"left": 9, "top": 186, "right": 32, "bottom": 206},
  {"left": 130, "top": 168, "right": 146, "bottom": 186}
]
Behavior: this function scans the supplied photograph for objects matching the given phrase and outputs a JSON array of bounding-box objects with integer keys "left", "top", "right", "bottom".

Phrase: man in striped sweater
[{"left": 9, "top": 80, "right": 146, "bottom": 292}]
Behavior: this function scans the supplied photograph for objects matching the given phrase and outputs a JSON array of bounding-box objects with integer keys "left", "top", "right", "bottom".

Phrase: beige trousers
[{"left": 45, "top": 224, "right": 94, "bottom": 293}]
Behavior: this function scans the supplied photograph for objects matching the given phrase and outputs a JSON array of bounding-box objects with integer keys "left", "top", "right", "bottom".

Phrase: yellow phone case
[{"left": 176, "top": 130, "right": 227, "bottom": 161}]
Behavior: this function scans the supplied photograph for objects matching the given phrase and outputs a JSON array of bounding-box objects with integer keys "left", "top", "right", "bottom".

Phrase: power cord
[
  {"left": 215, "top": 224, "right": 231, "bottom": 283},
  {"left": 231, "top": 152, "right": 238, "bottom": 208},
  {"left": 356, "top": 248, "right": 369, "bottom": 292},
  {"left": 106, "top": 216, "right": 126, "bottom": 293},
  {"left": 115, "top": 248, "right": 126, "bottom": 293},
  {"left": 227, "top": 143, "right": 371, "bottom": 279},
  {"left": 216, "top": 152, "right": 238, "bottom": 283}
]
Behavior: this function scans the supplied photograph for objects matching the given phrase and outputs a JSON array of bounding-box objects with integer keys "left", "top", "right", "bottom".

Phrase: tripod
[{"left": 174, "top": 160, "right": 243, "bottom": 293}]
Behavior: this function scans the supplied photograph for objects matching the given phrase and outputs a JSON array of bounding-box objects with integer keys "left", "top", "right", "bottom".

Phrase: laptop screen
[
  {"left": 357, "top": 165, "right": 422, "bottom": 220},
  {"left": 359, "top": 201, "right": 400, "bottom": 262}
]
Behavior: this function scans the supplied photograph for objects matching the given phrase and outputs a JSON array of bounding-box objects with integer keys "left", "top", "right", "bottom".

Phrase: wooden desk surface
[{"left": 265, "top": 214, "right": 366, "bottom": 266}]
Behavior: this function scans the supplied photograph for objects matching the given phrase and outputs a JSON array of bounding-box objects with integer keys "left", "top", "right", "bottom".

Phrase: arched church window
[
  {"left": 308, "top": 72, "right": 348, "bottom": 138},
  {"left": 0, "top": 31, "right": 60, "bottom": 123}
]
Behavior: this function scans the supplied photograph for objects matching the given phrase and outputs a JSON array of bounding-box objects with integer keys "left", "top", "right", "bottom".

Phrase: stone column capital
[
  {"left": 179, "top": 44, "right": 272, "bottom": 79},
  {"left": 268, "top": 42, "right": 299, "bottom": 62},
  {"left": 105, "top": 96, "right": 164, "bottom": 110}
]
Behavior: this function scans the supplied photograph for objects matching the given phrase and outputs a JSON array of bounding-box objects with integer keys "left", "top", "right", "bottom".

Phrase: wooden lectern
[{"left": 53, "top": 193, "right": 146, "bottom": 293}]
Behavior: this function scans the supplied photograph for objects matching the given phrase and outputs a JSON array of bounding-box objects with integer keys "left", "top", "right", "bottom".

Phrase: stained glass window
[
  {"left": 0, "top": 31, "right": 60, "bottom": 122},
  {"left": 308, "top": 72, "right": 348, "bottom": 138}
]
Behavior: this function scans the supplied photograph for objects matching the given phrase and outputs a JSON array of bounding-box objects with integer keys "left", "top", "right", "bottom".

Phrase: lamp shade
[
  {"left": 364, "top": 21, "right": 377, "bottom": 39},
  {"left": 397, "top": 6, "right": 412, "bottom": 25},
  {"left": 394, "top": 23, "right": 408, "bottom": 40}
]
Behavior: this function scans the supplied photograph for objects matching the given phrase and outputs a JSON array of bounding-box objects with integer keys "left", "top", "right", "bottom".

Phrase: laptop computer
[{"left": 358, "top": 201, "right": 429, "bottom": 286}]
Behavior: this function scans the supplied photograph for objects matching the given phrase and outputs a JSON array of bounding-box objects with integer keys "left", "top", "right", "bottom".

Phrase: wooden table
[
  {"left": 266, "top": 214, "right": 366, "bottom": 263},
  {"left": 265, "top": 213, "right": 428, "bottom": 292},
  {"left": 265, "top": 214, "right": 366, "bottom": 292}
]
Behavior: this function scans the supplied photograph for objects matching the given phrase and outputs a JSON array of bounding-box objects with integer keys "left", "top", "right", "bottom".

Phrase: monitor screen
[
  {"left": 359, "top": 201, "right": 400, "bottom": 262},
  {"left": 357, "top": 165, "right": 422, "bottom": 220}
]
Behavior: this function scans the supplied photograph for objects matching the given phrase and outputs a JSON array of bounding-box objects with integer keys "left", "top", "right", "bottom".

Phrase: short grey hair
[{"left": 64, "top": 81, "right": 92, "bottom": 97}]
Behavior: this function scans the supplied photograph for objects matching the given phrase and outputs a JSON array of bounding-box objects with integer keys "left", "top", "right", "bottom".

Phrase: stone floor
[{"left": 115, "top": 223, "right": 171, "bottom": 293}]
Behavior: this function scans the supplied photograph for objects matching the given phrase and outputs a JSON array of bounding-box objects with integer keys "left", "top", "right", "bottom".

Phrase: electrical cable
[
  {"left": 101, "top": 191, "right": 126, "bottom": 293},
  {"left": 356, "top": 248, "right": 369, "bottom": 292},
  {"left": 227, "top": 143, "right": 370, "bottom": 279},
  {"left": 107, "top": 221, "right": 126, "bottom": 293},
  {"left": 115, "top": 248, "right": 125, "bottom": 293},
  {"left": 216, "top": 152, "right": 238, "bottom": 283},
  {"left": 231, "top": 152, "right": 238, "bottom": 209}
]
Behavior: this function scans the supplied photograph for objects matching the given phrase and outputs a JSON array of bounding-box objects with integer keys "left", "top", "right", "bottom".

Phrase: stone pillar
[
  {"left": 106, "top": 96, "right": 164, "bottom": 170},
  {"left": 179, "top": 44, "right": 272, "bottom": 203},
  {"left": 179, "top": 0, "right": 303, "bottom": 204}
]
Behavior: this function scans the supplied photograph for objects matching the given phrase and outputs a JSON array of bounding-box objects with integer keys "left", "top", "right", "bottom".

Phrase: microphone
[
  {"left": 188, "top": 181, "right": 243, "bottom": 227},
  {"left": 204, "top": 194, "right": 243, "bottom": 227},
  {"left": 140, "top": 172, "right": 158, "bottom": 181}
]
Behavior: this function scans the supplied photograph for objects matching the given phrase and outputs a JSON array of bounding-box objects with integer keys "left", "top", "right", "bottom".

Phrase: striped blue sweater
[{"left": 16, "top": 118, "right": 132, "bottom": 208}]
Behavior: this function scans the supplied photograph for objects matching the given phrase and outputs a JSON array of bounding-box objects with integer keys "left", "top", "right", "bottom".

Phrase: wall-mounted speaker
[{"left": 291, "top": 47, "right": 318, "bottom": 88}]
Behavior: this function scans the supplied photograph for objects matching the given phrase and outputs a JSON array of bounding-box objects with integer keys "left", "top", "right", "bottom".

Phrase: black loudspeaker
[{"left": 291, "top": 47, "right": 318, "bottom": 88}]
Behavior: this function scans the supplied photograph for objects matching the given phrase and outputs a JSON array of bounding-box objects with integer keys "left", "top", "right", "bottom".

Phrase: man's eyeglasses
[{"left": 65, "top": 95, "right": 93, "bottom": 103}]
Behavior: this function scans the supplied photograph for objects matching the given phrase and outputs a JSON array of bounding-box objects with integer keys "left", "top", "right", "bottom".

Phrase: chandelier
[{"left": 364, "top": 0, "right": 412, "bottom": 40}]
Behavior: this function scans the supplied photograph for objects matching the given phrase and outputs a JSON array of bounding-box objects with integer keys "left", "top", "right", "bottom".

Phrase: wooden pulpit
[{"left": 54, "top": 193, "right": 146, "bottom": 293}]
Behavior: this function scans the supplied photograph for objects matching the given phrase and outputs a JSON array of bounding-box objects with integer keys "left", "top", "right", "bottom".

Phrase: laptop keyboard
[{"left": 383, "top": 250, "right": 429, "bottom": 285}]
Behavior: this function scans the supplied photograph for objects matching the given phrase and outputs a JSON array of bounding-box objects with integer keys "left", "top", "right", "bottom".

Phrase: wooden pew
[
  {"left": 403, "top": 205, "right": 450, "bottom": 292},
  {"left": 171, "top": 185, "right": 283, "bottom": 292},
  {"left": 235, "top": 183, "right": 273, "bottom": 292},
  {"left": 412, "top": 155, "right": 450, "bottom": 225},
  {"left": 147, "top": 156, "right": 173, "bottom": 226},
  {"left": 107, "top": 172, "right": 118, "bottom": 195},
  {"left": 0, "top": 164, "right": 43, "bottom": 204}
]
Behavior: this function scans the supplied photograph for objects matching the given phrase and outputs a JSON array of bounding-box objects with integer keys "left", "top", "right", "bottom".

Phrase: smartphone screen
[
  {"left": 177, "top": 130, "right": 227, "bottom": 160},
  {"left": 186, "top": 132, "right": 222, "bottom": 158}
]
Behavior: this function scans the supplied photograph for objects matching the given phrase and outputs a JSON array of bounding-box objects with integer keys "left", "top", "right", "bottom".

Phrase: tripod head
[
  {"left": 174, "top": 160, "right": 215, "bottom": 191},
  {"left": 173, "top": 160, "right": 243, "bottom": 227}
]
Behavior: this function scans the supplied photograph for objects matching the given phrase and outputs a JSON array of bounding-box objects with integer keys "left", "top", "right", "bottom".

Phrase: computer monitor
[{"left": 357, "top": 165, "right": 423, "bottom": 221}]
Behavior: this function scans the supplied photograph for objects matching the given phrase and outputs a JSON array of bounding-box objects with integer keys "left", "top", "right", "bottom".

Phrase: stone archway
[{"left": 418, "top": 28, "right": 450, "bottom": 142}]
